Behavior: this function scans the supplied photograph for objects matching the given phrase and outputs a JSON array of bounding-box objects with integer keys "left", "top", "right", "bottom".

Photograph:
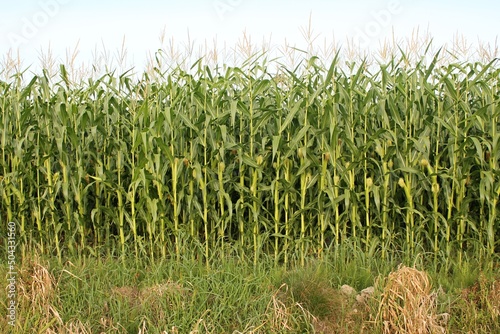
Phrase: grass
[{"left": 1, "top": 247, "right": 499, "bottom": 333}]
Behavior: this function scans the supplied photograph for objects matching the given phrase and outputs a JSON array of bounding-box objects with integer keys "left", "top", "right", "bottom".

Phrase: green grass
[{"left": 0, "top": 248, "right": 498, "bottom": 333}]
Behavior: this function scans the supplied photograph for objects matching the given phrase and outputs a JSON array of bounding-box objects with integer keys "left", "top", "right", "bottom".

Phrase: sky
[{"left": 0, "top": 0, "right": 499, "bottom": 73}]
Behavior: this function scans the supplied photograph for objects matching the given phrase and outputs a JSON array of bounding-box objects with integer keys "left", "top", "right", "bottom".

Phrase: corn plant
[{"left": 1, "top": 48, "right": 498, "bottom": 268}]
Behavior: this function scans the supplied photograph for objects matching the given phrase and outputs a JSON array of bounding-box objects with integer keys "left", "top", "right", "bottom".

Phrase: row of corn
[{"left": 1, "top": 52, "right": 499, "bottom": 266}]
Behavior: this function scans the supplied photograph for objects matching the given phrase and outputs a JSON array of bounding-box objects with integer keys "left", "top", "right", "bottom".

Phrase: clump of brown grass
[
  {"left": 376, "top": 265, "right": 446, "bottom": 334},
  {"left": 46, "top": 319, "right": 93, "bottom": 334},
  {"left": 491, "top": 278, "right": 500, "bottom": 318},
  {"left": 17, "top": 259, "right": 63, "bottom": 329},
  {"left": 108, "top": 280, "right": 194, "bottom": 330},
  {"left": 110, "top": 279, "right": 188, "bottom": 308},
  {"left": 256, "top": 283, "right": 316, "bottom": 333},
  {"left": 110, "top": 286, "right": 141, "bottom": 306},
  {"left": 460, "top": 275, "right": 500, "bottom": 321},
  {"left": 141, "top": 281, "right": 186, "bottom": 299},
  {"left": 18, "top": 260, "right": 55, "bottom": 306},
  {"left": 300, "top": 282, "right": 362, "bottom": 334}
]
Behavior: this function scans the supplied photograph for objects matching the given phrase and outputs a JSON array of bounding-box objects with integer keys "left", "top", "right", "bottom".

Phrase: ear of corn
[{"left": 1, "top": 48, "right": 498, "bottom": 266}]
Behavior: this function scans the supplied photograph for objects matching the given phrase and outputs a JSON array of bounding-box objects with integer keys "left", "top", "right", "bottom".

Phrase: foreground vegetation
[{"left": 0, "top": 250, "right": 499, "bottom": 333}]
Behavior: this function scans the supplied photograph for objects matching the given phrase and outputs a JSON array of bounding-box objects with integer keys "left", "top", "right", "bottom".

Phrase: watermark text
[
  {"left": 354, "top": 0, "right": 402, "bottom": 48},
  {"left": 6, "top": 221, "right": 17, "bottom": 327},
  {"left": 213, "top": 0, "right": 243, "bottom": 20},
  {"left": 7, "top": 0, "right": 73, "bottom": 48}
]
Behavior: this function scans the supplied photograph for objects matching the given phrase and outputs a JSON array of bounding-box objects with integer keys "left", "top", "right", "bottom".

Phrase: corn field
[{"left": 1, "top": 50, "right": 499, "bottom": 266}]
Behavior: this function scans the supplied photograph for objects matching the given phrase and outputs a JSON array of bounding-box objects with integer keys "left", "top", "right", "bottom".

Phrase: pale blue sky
[{"left": 1, "top": 0, "right": 499, "bottom": 71}]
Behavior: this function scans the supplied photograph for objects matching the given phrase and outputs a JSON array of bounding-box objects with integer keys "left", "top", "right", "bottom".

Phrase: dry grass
[
  {"left": 375, "top": 265, "right": 446, "bottom": 334},
  {"left": 47, "top": 320, "right": 93, "bottom": 334},
  {"left": 460, "top": 274, "right": 500, "bottom": 322},
  {"left": 18, "top": 259, "right": 55, "bottom": 306},
  {"left": 258, "top": 283, "right": 316, "bottom": 333},
  {"left": 263, "top": 284, "right": 302, "bottom": 332},
  {"left": 16, "top": 259, "right": 63, "bottom": 329},
  {"left": 456, "top": 275, "right": 500, "bottom": 330},
  {"left": 491, "top": 279, "right": 500, "bottom": 318},
  {"left": 3, "top": 257, "right": 499, "bottom": 333},
  {"left": 110, "top": 280, "right": 189, "bottom": 307}
]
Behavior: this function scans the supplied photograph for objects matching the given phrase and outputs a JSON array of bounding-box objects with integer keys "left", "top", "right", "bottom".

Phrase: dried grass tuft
[
  {"left": 376, "top": 265, "right": 446, "bottom": 334},
  {"left": 259, "top": 283, "right": 316, "bottom": 332},
  {"left": 19, "top": 260, "right": 56, "bottom": 307},
  {"left": 265, "top": 283, "right": 297, "bottom": 331},
  {"left": 461, "top": 275, "right": 500, "bottom": 321},
  {"left": 491, "top": 279, "right": 500, "bottom": 318},
  {"left": 17, "top": 259, "right": 64, "bottom": 331}
]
